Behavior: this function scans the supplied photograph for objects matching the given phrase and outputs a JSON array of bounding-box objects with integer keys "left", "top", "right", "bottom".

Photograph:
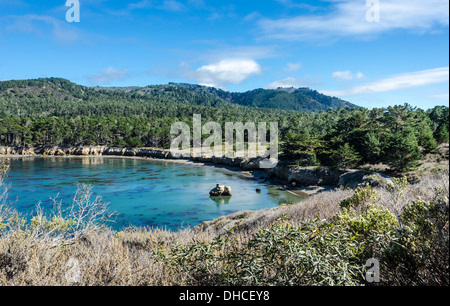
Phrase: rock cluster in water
[{"left": 210, "top": 184, "right": 232, "bottom": 197}]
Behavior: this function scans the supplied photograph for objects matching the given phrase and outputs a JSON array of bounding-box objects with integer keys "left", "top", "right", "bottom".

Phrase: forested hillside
[
  {"left": 0, "top": 78, "right": 356, "bottom": 115},
  {"left": 123, "top": 82, "right": 358, "bottom": 112},
  {"left": 0, "top": 78, "right": 448, "bottom": 171}
]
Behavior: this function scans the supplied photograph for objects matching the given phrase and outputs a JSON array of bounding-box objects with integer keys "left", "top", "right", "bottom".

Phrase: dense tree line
[
  {"left": 0, "top": 78, "right": 448, "bottom": 171},
  {"left": 281, "top": 104, "right": 449, "bottom": 171}
]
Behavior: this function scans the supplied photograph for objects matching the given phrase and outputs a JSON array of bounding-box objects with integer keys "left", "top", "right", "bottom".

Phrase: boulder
[
  {"left": 338, "top": 170, "right": 366, "bottom": 188},
  {"left": 289, "top": 167, "right": 342, "bottom": 186},
  {"left": 362, "top": 173, "right": 392, "bottom": 188},
  {"left": 210, "top": 184, "right": 232, "bottom": 197},
  {"left": 240, "top": 157, "right": 264, "bottom": 170},
  {"left": 105, "top": 147, "right": 126, "bottom": 156},
  {"left": 338, "top": 170, "right": 392, "bottom": 188}
]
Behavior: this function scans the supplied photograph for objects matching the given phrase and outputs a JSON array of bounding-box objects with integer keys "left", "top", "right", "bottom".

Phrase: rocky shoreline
[{"left": 0, "top": 145, "right": 393, "bottom": 195}]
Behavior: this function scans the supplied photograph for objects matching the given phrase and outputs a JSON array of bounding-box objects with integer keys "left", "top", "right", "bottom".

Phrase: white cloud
[
  {"left": 128, "top": 1, "right": 152, "bottom": 10},
  {"left": 265, "top": 77, "right": 304, "bottom": 89},
  {"left": 127, "top": 0, "right": 185, "bottom": 12},
  {"left": 284, "top": 62, "right": 302, "bottom": 72},
  {"left": 159, "top": 0, "right": 185, "bottom": 12},
  {"left": 274, "top": 0, "right": 322, "bottom": 11},
  {"left": 3, "top": 14, "right": 81, "bottom": 44},
  {"left": 332, "top": 70, "right": 364, "bottom": 81},
  {"left": 258, "top": 0, "right": 449, "bottom": 41},
  {"left": 189, "top": 59, "right": 262, "bottom": 89},
  {"left": 432, "top": 93, "right": 449, "bottom": 100},
  {"left": 202, "top": 45, "right": 278, "bottom": 62},
  {"left": 323, "top": 67, "right": 449, "bottom": 97},
  {"left": 243, "top": 12, "right": 262, "bottom": 22},
  {"left": 88, "top": 67, "right": 130, "bottom": 84}
]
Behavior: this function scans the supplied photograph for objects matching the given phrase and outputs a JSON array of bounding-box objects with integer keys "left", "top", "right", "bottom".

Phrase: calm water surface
[{"left": 1, "top": 157, "right": 305, "bottom": 231}]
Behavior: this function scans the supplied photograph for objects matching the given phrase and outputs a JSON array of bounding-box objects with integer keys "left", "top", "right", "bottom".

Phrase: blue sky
[{"left": 0, "top": 0, "right": 448, "bottom": 109}]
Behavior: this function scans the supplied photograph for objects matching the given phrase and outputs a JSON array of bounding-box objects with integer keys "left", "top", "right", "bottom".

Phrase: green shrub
[
  {"left": 334, "top": 185, "right": 398, "bottom": 266},
  {"left": 334, "top": 204, "right": 398, "bottom": 239},
  {"left": 156, "top": 217, "right": 365, "bottom": 286},
  {"left": 30, "top": 215, "right": 76, "bottom": 233},
  {"left": 339, "top": 184, "right": 379, "bottom": 209},
  {"left": 379, "top": 185, "right": 449, "bottom": 285}
]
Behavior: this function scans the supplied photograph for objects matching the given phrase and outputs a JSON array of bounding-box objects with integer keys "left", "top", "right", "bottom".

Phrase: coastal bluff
[{"left": 0, "top": 145, "right": 271, "bottom": 170}]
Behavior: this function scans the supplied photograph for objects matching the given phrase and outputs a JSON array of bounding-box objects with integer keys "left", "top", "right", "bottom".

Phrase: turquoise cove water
[{"left": 1, "top": 157, "right": 305, "bottom": 231}]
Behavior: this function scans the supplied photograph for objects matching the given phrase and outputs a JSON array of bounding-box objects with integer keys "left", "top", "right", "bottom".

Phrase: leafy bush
[
  {"left": 156, "top": 217, "right": 365, "bottom": 286},
  {"left": 30, "top": 215, "right": 76, "bottom": 234},
  {"left": 379, "top": 184, "right": 449, "bottom": 285},
  {"left": 334, "top": 205, "right": 397, "bottom": 240},
  {"left": 339, "top": 184, "right": 379, "bottom": 209},
  {"left": 334, "top": 185, "right": 398, "bottom": 270}
]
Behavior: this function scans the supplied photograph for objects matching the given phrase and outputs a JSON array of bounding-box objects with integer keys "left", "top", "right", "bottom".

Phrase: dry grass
[
  {"left": 197, "top": 171, "right": 448, "bottom": 237},
  {"left": 0, "top": 169, "right": 448, "bottom": 286},
  {"left": 0, "top": 226, "right": 202, "bottom": 285}
]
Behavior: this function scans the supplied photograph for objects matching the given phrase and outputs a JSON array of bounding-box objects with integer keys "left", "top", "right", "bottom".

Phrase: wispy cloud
[
  {"left": 332, "top": 70, "right": 364, "bottom": 81},
  {"left": 159, "top": 0, "right": 186, "bottom": 12},
  {"left": 128, "top": 0, "right": 186, "bottom": 12},
  {"left": 188, "top": 59, "right": 262, "bottom": 89},
  {"left": 258, "top": 0, "right": 449, "bottom": 41},
  {"left": 431, "top": 93, "right": 449, "bottom": 100},
  {"left": 0, "top": 0, "right": 29, "bottom": 8},
  {"left": 273, "top": 0, "right": 325, "bottom": 11},
  {"left": 323, "top": 67, "right": 449, "bottom": 97},
  {"left": 265, "top": 77, "right": 304, "bottom": 89},
  {"left": 202, "top": 45, "right": 279, "bottom": 62},
  {"left": 2, "top": 14, "right": 81, "bottom": 44},
  {"left": 128, "top": 0, "right": 153, "bottom": 10},
  {"left": 88, "top": 67, "right": 130, "bottom": 84},
  {"left": 283, "top": 62, "right": 302, "bottom": 72}
]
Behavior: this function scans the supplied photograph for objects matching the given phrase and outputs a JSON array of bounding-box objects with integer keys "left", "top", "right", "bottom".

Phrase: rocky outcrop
[
  {"left": 0, "top": 146, "right": 175, "bottom": 158},
  {"left": 338, "top": 170, "right": 392, "bottom": 188},
  {"left": 267, "top": 166, "right": 342, "bottom": 186},
  {"left": 0, "top": 146, "right": 31, "bottom": 155},
  {"left": 210, "top": 184, "right": 232, "bottom": 197},
  {"left": 1, "top": 145, "right": 393, "bottom": 190}
]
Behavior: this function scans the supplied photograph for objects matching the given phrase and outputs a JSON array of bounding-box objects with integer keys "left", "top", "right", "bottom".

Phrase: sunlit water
[{"left": 1, "top": 157, "right": 305, "bottom": 231}]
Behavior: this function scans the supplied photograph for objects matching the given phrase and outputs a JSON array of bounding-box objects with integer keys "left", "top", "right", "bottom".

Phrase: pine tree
[
  {"left": 435, "top": 123, "right": 449, "bottom": 144},
  {"left": 280, "top": 131, "right": 321, "bottom": 166},
  {"left": 363, "top": 131, "right": 382, "bottom": 163},
  {"left": 331, "top": 143, "right": 361, "bottom": 170},
  {"left": 384, "top": 126, "right": 422, "bottom": 171}
]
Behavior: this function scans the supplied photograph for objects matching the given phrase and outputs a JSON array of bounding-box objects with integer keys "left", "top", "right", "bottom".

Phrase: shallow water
[{"left": 1, "top": 157, "right": 305, "bottom": 231}]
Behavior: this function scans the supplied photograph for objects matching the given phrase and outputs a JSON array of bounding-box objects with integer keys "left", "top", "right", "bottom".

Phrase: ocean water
[{"left": 0, "top": 157, "right": 305, "bottom": 231}]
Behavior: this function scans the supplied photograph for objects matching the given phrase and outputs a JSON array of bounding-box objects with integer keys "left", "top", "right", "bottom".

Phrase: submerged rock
[{"left": 210, "top": 184, "right": 232, "bottom": 197}]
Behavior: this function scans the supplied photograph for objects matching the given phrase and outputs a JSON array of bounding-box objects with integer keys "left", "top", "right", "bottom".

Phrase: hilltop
[
  {"left": 0, "top": 77, "right": 358, "bottom": 115},
  {"left": 99, "top": 81, "right": 359, "bottom": 113}
]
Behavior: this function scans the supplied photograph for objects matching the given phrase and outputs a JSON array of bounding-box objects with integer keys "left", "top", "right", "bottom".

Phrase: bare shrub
[
  {"left": 0, "top": 168, "right": 448, "bottom": 286},
  {"left": 0, "top": 165, "right": 16, "bottom": 232}
]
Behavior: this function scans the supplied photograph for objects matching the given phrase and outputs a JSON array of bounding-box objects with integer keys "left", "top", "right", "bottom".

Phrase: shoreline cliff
[{"left": 1, "top": 145, "right": 396, "bottom": 194}]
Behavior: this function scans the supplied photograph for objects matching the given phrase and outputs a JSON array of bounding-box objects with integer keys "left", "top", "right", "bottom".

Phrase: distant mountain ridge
[
  {"left": 0, "top": 78, "right": 360, "bottom": 113},
  {"left": 102, "top": 81, "right": 359, "bottom": 112}
]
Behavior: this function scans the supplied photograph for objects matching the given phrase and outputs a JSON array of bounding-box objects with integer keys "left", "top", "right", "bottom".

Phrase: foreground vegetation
[
  {"left": 1, "top": 78, "right": 448, "bottom": 286},
  {"left": 1, "top": 165, "right": 448, "bottom": 286}
]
